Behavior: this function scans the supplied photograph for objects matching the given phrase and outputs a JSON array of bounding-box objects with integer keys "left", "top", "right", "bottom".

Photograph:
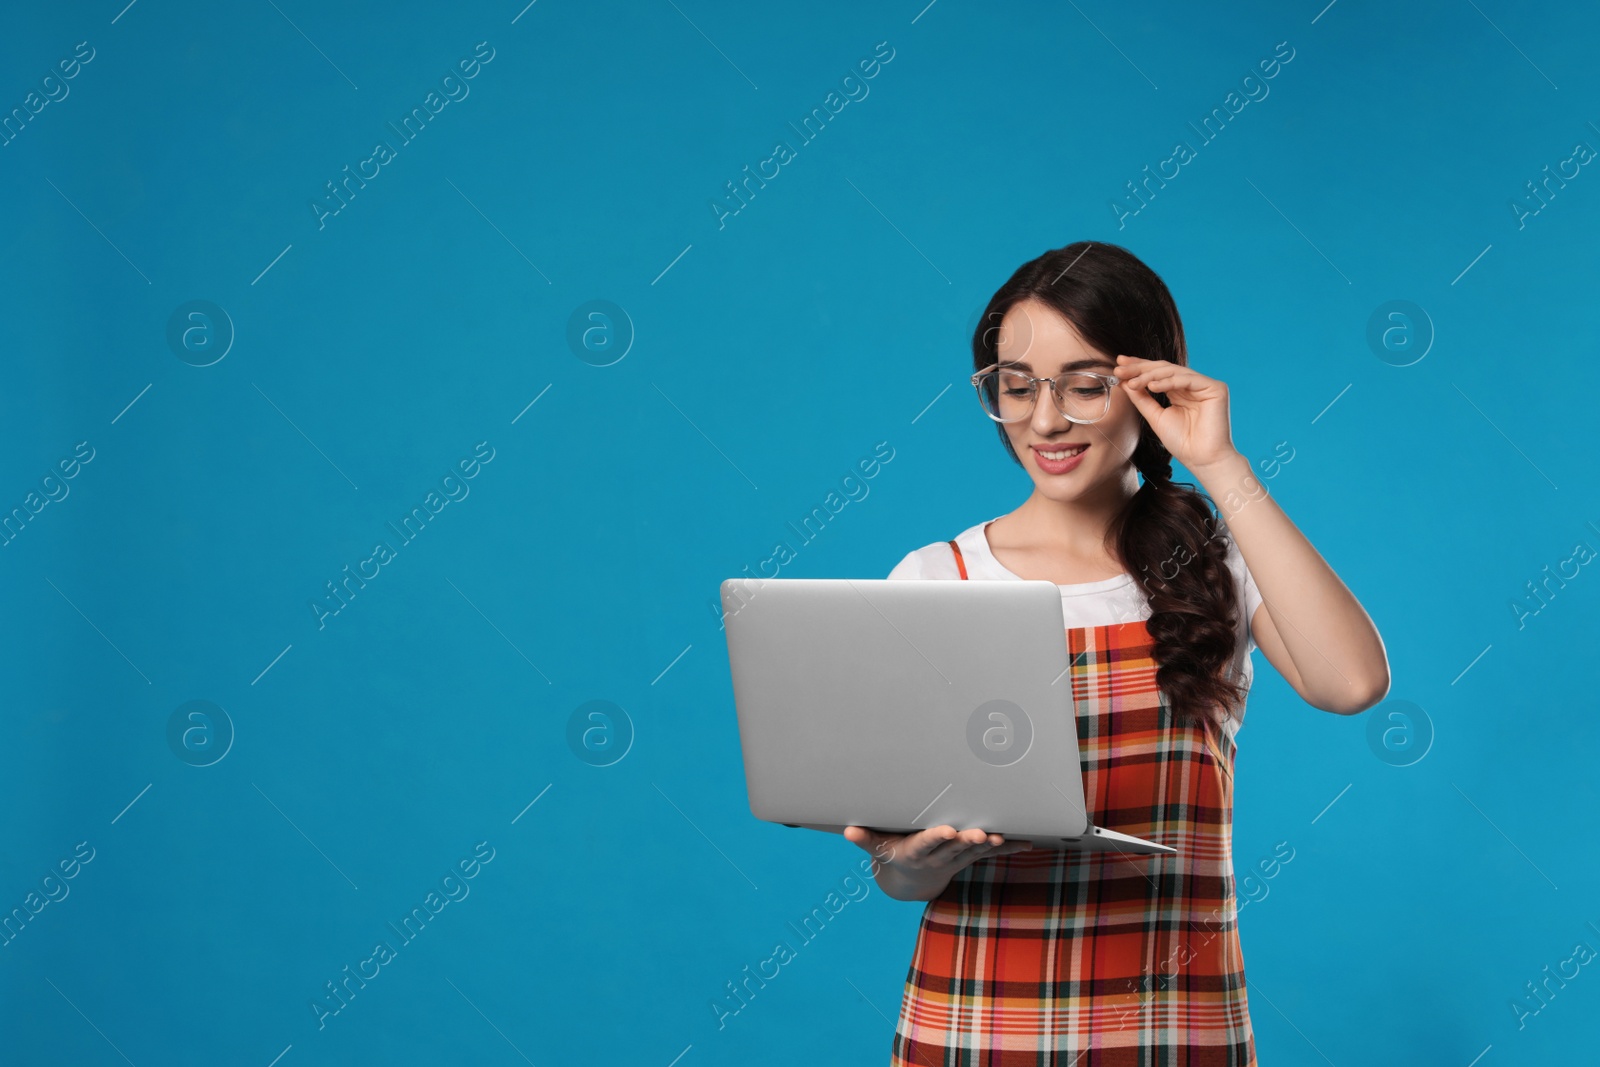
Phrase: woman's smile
[{"left": 1031, "top": 442, "right": 1090, "bottom": 474}]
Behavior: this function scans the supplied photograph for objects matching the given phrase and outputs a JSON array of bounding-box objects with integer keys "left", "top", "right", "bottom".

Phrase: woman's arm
[
  {"left": 1114, "top": 355, "right": 1390, "bottom": 716},
  {"left": 1192, "top": 450, "right": 1390, "bottom": 715}
]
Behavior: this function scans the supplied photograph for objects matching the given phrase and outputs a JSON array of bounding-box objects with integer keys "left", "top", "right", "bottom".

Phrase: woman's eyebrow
[{"left": 997, "top": 357, "right": 1115, "bottom": 371}]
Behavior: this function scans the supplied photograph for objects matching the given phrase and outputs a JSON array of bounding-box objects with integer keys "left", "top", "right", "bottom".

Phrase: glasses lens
[
  {"left": 1056, "top": 373, "right": 1112, "bottom": 422},
  {"left": 976, "top": 369, "right": 1034, "bottom": 422}
]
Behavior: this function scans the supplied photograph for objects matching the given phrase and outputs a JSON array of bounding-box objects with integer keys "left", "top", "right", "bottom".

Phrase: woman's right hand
[{"left": 842, "top": 824, "right": 1033, "bottom": 900}]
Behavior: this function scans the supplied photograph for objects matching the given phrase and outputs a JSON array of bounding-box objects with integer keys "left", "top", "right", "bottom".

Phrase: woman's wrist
[
  {"left": 1186, "top": 448, "right": 1251, "bottom": 488},
  {"left": 876, "top": 859, "right": 955, "bottom": 901}
]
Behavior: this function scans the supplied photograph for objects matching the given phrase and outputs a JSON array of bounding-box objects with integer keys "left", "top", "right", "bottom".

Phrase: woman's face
[{"left": 992, "top": 297, "right": 1145, "bottom": 502}]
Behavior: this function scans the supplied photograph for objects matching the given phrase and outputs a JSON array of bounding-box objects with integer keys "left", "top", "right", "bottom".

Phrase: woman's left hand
[{"left": 1114, "top": 355, "right": 1241, "bottom": 472}]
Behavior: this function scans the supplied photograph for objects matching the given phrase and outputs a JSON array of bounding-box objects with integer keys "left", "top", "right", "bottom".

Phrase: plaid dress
[{"left": 891, "top": 539, "right": 1256, "bottom": 1065}]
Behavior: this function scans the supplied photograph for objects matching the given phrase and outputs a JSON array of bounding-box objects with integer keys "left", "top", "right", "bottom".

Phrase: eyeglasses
[{"left": 970, "top": 367, "right": 1120, "bottom": 424}]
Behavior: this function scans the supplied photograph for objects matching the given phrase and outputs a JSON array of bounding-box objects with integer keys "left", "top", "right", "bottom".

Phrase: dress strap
[{"left": 947, "top": 539, "right": 968, "bottom": 580}]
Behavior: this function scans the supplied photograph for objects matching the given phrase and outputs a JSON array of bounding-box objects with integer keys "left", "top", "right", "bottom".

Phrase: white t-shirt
[{"left": 886, "top": 516, "right": 1264, "bottom": 736}]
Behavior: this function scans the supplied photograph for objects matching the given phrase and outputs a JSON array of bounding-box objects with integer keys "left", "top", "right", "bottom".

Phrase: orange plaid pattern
[{"left": 890, "top": 542, "right": 1256, "bottom": 1064}]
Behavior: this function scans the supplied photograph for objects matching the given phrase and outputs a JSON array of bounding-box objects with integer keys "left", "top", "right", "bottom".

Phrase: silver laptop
[{"left": 720, "top": 577, "right": 1175, "bottom": 855}]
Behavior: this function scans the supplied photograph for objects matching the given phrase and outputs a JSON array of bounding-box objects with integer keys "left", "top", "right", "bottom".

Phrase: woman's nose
[{"left": 1031, "top": 385, "right": 1070, "bottom": 430}]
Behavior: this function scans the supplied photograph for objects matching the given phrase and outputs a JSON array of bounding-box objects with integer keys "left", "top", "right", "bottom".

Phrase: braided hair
[{"left": 973, "top": 241, "right": 1247, "bottom": 730}]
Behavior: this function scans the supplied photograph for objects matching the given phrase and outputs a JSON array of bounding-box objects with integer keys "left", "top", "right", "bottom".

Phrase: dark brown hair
[{"left": 972, "top": 241, "right": 1246, "bottom": 730}]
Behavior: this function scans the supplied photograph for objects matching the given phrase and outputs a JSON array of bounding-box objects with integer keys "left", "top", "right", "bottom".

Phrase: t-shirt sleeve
[
  {"left": 1221, "top": 527, "right": 1263, "bottom": 651},
  {"left": 889, "top": 541, "right": 964, "bottom": 580},
  {"left": 887, "top": 550, "right": 925, "bottom": 580}
]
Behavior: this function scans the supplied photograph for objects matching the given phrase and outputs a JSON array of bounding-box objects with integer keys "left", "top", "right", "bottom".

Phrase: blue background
[{"left": 3, "top": 1, "right": 1596, "bottom": 1064}]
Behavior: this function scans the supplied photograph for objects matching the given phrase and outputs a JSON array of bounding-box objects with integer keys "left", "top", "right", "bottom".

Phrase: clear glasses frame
[{"left": 969, "top": 367, "right": 1122, "bottom": 425}]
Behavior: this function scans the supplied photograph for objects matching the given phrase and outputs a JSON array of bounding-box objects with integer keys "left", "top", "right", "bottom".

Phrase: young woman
[{"left": 844, "top": 241, "right": 1389, "bottom": 1065}]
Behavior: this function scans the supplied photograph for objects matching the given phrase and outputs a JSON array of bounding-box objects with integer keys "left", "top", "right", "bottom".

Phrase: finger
[
  {"left": 1128, "top": 366, "right": 1181, "bottom": 389},
  {"left": 1140, "top": 374, "right": 1207, "bottom": 400},
  {"left": 841, "top": 826, "right": 872, "bottom": 853},
  {"left": 1121, "top": 377, "right": 1166, "bottom": 421},
  {"left": 901, "top": 825, "right": 952, "bottom": 854},
  {"left": 1128, "top": 370, "right": 1201, "bottom": 405},
  {"left": 926, "top": 839, "right": 985, "bottom": 866},
  {"left": 1135, "top": 365, "right": 1216, "bottom": 395},
  {"left": 1135, "top": 364, "right": 1188, "bottom": 385},
  {"left": 1125, "top": 358, "right": 1196, "bottom": 381},
  {"left": 918, "top": 827, "right": 983, "bottom": 863},
  {"left": 843, "top": 826, "right": 896, "bottom": 861},
  {"left": 944, "top": 831, "right": 1018, "bottom": 865},
  {"left": 934, "top": 827, "right": 1002, "bottom": 862}
]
